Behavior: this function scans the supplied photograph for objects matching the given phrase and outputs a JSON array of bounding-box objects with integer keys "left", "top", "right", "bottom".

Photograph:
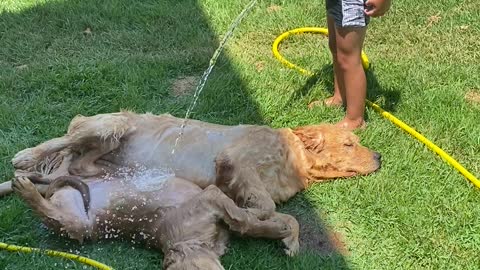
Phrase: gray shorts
[{"left": 326, "top": 0, "right": 369, "bottom": 27}]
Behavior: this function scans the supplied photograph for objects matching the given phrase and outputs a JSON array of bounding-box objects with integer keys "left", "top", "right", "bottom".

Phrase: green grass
[{"left": 1, "top": 0, "right": 479, "bottom": 269}]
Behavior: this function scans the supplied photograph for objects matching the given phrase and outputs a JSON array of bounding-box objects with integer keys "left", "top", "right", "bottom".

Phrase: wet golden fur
[
  {"left": 4, "top": 111, "right": 381, "bottom": 269},
  {"left": 11, "top": 175, "right": 299, "bottom": 269},
  {"left": 4, "top": 111, "right": 381, "bottom": 215}
]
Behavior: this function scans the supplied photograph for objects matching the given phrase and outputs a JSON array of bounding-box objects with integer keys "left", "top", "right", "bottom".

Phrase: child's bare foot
[{"left": 335, "top": 118, "right": 366, "bottom": 131}]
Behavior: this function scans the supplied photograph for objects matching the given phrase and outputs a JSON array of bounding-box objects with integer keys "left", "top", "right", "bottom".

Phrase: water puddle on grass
[{"left": 170, "top": 0, "right": 258, "bottom": 165}]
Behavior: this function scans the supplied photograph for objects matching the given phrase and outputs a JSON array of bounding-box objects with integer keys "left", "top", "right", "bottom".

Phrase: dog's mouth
[
  {"left": 346, "top": 169, "right": 372, "bottom": 177},
  {"left": 344, "top": 170, "right": 359, "bottom": 177},
  {"left": 354, "top": 152, "right": 382, "bottom": 175},
  {"left": 345, "top": 157, "right": 382, "bottom": 176},
  {"left": 356, "top": 164, "right": 381, "bottom": 176}
]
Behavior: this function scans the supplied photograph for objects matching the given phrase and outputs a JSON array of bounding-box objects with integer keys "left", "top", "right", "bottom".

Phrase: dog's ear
[{"left": 293, "top": 127, "right": 325, "bottom": 154}]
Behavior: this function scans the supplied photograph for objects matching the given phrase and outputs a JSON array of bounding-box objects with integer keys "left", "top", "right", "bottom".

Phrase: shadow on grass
[
  {"left": 281, "top": 194, "right": 350, "bottom": 261},
  {"left": 285, "top": 64, "right": 401, "bottom": 118},
  {"left": 0, "top": 0, "right": 349, "bottom": 269}
]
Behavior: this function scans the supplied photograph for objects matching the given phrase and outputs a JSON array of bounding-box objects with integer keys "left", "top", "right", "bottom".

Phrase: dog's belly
[
  {"left": 111, "top": 123, "right": 251, "bottom": 188},
  {"left": 50, "top": 176, "right": 202, "bottom": 225},
  {"left": 48, "top": 176, "right": 202, "bottom": 242}
]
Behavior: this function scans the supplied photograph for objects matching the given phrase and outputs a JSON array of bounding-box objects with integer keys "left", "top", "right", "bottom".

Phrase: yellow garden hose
[
  {"left": 272, "top": 27, "right": 480, "bottom": 189},
  {"left": 272, "top": 27, "right": 370, "bottom": 74},
  {"left": 0, "top": 242, "right": 113, "bottom": 269}
]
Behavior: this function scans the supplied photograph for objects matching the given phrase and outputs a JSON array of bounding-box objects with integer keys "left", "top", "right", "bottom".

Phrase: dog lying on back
[
  {"left": 12, "top": 172, "right": 299, "bottom": 269},
  {"left": 4, "top": 111, "right": 381, "bottom": 268},
  {"left": 3, "top": 111, "right": 381, "bottom": 217}
]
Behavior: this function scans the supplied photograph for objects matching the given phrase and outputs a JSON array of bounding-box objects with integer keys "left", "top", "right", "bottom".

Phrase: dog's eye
[{"left": 344, "top": 142, "right": 354, "bottom": 147}]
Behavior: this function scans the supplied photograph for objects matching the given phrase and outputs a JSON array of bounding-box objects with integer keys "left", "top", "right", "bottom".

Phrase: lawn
[{"left": 1, "top": 0, "right": 479, "bottom": 269}]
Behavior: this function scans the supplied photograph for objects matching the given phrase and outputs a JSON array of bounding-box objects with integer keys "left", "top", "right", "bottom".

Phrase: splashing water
[
  {"left": 103, "top": 165, "right": 174, "bottom": 191},
  {"left": 126, "top": 169, "right": 173, "bottom": 192},
  {"left": 170, "top": 0, "right": 258, "bottom": 158}
]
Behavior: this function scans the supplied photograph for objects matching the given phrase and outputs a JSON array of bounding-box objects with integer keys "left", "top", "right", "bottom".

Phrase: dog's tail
[
  {"left": 44, "top": 176, "right": 91, "bottom": 214},
  {"left": 0, "top": 181, "right": 13, "bottom": 197}
]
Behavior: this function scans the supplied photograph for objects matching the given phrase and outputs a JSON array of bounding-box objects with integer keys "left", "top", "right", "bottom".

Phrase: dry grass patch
[
  {"left": 171, "top": 76, "right": 199, "bottom": 97},
  {"left": 465, "top": 89, "right": 480, "bottom": 105}
]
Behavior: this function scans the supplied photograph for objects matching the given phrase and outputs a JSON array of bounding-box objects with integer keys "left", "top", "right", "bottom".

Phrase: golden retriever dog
[
  {"left": 2, "top": 111, "right": 381, "bottom": 217},
  {"left": 11, "top": 173, "right": 299, "bottom": 270}
]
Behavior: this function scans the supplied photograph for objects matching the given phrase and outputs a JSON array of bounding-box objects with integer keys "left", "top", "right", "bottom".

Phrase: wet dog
[{"left": 5, "top": 111, "right": 381, "bottom": 217}]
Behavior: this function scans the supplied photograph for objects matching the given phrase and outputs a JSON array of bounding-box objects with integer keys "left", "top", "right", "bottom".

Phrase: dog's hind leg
[
  {"left": 62, "top": 113, "right": 134, "bottom": 176},
  {"left": 0, "top": 153, "right": 75, "bottom": 198},
  {"left": 11, "top": 176, "right": 93, "bottom": 243},
  {"left": 6, "top": 139, "right": 72, "bottom": 197},
  {"left": 12, "top": 137, "right": 72, "bottom": 171},
  {"left": 13, "top": 113, "right": 134, "bottom": 178}
]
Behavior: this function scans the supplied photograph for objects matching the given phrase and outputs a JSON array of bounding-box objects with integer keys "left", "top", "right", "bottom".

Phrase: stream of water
[{"left": 170, "top": 0, "right": 258, "bottom": 162}]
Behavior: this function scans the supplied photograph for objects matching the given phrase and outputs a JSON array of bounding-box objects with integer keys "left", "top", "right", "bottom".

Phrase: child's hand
[{"left": 364, "top": 0, "right": 391, "bottom": 17}]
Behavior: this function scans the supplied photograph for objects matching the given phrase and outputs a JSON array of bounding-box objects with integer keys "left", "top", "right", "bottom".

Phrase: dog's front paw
[
  {"left": 12, "top": 148, "right": 40, "bottom": 170},
  {"left": 281, "top": 216, "right": 300, "bottom": 257},
  {"left": 283, "top": 237, "right": 300, "bottom": 257}
]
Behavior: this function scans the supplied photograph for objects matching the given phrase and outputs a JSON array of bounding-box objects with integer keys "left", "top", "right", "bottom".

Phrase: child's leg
[
  {"left": 324, "top": 15, "right": 344, "bottom": 107},
  {"left": 334, "top": 25, "right": 367, "bottom": 130}
]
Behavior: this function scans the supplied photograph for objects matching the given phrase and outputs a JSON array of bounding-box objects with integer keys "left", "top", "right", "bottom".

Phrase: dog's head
[{"left": 293, "top": 124, "right": 381, "bottom": 180}]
